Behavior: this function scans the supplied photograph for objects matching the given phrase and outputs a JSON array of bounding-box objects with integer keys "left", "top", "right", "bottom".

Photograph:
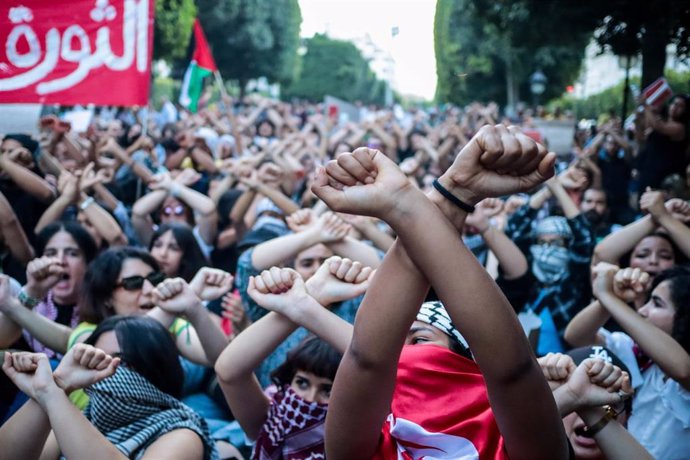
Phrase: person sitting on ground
[
  {"left": 312, "top": 127, "right": 572, "bottom": 459},
  {"left": 216, "top": 257, "right": 373, "bottom": 459}
]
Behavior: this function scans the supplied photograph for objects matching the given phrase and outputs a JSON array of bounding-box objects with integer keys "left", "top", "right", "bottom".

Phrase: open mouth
[{"left": 139, "top": 303, "right": 155, "bottom": 311}]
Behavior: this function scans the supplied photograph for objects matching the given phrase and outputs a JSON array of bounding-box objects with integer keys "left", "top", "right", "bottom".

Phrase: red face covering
[{"left": 373, "top": 344, "right": 508, "bottom": 460}]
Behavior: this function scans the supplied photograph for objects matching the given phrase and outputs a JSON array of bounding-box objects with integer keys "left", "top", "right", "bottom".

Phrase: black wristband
[{"left": 432, "top": 179, "right": 475, "bottom": 213}]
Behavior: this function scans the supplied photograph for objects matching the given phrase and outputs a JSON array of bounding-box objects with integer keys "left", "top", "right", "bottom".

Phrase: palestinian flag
[{"left": 179, "top": 19, "right": 217, "bottom": 113}]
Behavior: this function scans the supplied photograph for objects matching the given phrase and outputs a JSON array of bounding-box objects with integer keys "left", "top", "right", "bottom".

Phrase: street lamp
[{"left": 529, "top": 70, "right": 547, "bottom": 109}]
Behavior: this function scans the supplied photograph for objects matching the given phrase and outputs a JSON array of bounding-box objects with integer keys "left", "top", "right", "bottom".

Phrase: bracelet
[
  {"left": 577, "top": 405, "right": 617, "bottom": 438},
  {"left": 18, "top": 288, "right": 41, "bottom": 308},
  {"left": 432, "top": 179, "right": 476, "bottom": 213},
  {"left": 79, "top": 196, "right": 95, "bottom": 211}
]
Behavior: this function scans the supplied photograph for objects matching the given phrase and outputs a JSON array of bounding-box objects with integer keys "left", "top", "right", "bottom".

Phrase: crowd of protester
[{"left": 0, "top": 91, "right": 688, "bottom": 459}]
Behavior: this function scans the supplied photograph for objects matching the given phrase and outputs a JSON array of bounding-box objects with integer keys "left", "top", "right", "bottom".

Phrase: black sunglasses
[{"left": 116, "top": 272, "right": 166, "bottom": 291}]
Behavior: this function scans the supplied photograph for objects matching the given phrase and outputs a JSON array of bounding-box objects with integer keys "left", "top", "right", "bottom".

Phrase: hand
[
  {"left": 174, "top": 168, "right": 202, "bottom": 187},
  {"left": 563, "top": 358, "right": 633, "bottom": 409},
  {"left": 312, "top": 147, "right": 415, "bottom": 219},
  {"left": 312, "top": 212, "right": 351, "bottom": 243},
  {"left": 504, "top": 194, "right": 528, "bottom": 215},
  {"left": 5, "top": 148, "right": 34, "bottom": 167},
  {"left": 221, "top": 291, "right": 248, "bottom": 329},
  {"left": 639, "top": 189, "right": 668, "bottom": 219},
  {"left": 464, "top": 207, "right": 490, "bottom": 233},
  {"left": 591, "top": 262, "right": 619, "bottom": 300},
  {"left": 148, "top": 172, "right": 173, "bottom": 191},
  {"left": 476, "top": 197, "right": 504, "bottom": 218},
  {"left": 2, "top": 352, "right": 59, "bottom": 402},
  {"left": 25, "top": 256, "right": 66, "bottom": 299},
  {"left": 613, "top": 267, "right": 651, "bottom": 303},
  {"left": 558, "top": 166, "right": 588, "bottom": 190},
  {"left": 247, "top": 267, "right": 313, "bottom": 317},
  {"left": 286, "top": 208, "right": 317, "bottom": 233},
  {"left": 538, "top": 352, "right": 577, "bottom": 391},
  {"left": 52, "top": 344, "right": 120, "bottom": 393},
  {"left": 257, "top": 162, "right": 284, "bottom": 188},
  {"left": 189, "top": 267, "right": 234, "bottom": 301},
  {"left": 57, "top": 172, "right": 80, "bottom": 203},
  {"left": 153, "top": 278, "right": 203, "bottom": 315},
  {"left": 305, "top": 256, "right": 374, "bottom": 306},
  {"left": 78, "top": 162, "right": 107, "bottom": 193},
  {"left": 665, "top": 198, "right": 690, "bottom": 223},
  {"left": 437, "top": 125, "right": 556, "bottom": 205}
]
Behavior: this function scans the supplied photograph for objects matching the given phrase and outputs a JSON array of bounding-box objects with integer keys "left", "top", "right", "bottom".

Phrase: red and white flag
[
  {"left": 0, "top": 0, "right": 154, "bottom": 106},
  {"left": 373, "top": 345, "right": 508, "bottom": 460},
  {"left": 642, "top": 77, "right": 673, "bottom": 108}
]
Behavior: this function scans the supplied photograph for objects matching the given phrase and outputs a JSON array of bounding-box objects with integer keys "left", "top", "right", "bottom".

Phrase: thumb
[
  {"left": 518, "top": 153, "right": 556, "bottom": 191},
  {"left": 311, "top": 168, "right": 343, "bottom": 208}
]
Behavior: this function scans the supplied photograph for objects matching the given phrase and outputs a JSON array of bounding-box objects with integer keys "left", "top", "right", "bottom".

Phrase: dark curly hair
[
  {"left": 270, "top": 335, "right": 342, "bottom": 387},
  {"left": 650, "top": 265, "right": 690, "bottom": 354}
]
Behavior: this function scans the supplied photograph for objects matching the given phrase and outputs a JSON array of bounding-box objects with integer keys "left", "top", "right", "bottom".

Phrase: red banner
[{"left": 0, "top": 0, "right": 154, "bottom": 106}]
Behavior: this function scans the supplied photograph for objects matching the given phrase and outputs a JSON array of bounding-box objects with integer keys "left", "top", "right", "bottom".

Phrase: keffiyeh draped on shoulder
[{"left": 83, "top": 366, "right": 218, "bottom": 460}]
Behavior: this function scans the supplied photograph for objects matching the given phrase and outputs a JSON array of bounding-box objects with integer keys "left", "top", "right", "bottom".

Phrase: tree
[
  {"left": 284, "top": 34, "right": 386, "bottom": 105},
  {"left": 194, "top": 0, "right": 302, "bottom": 91},
  {"left": 590, "top": 0, "right": 690, "bottom": 88},
  {"left": 154, "top": 0, "right": 197, "bottom": 61},
  {"left": 434, "top": 0, "right": 589, "bottom": 108}
]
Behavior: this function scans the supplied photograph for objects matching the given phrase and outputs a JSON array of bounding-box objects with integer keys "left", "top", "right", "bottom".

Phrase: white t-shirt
[{"left": 601, "top": 328, "right": 690, "bottom": 459}]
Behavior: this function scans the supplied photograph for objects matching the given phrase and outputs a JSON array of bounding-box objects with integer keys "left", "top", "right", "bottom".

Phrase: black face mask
[{"left": 583, "top": 209, "right": 605, "bottom": 226}]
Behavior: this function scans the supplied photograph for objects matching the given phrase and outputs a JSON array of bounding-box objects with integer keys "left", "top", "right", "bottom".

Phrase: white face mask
[{"left": 530, "top": 244, "right": 570, "bottom": 284}]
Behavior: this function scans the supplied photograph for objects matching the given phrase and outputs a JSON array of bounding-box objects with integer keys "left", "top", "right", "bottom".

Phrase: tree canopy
[
  {"left": 153, "top": 0, "right": 197, "bottom": 61},
  {"left": 194, "top": 0, "right": 302, "bottom": 89},
  {"left": 284, "top": 34, "right": 386, "bottom": 104}
]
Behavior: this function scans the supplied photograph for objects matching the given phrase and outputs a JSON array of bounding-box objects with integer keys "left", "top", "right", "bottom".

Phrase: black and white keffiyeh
[
  {"left": 417, "top": 301, "right": 471, "bottom": 356},
  {"left": 83, "top": 366, "right": 218, "bottom": 460}
]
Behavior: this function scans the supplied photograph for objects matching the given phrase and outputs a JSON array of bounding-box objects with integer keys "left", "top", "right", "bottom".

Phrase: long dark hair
[
  {"left": 149, "top": 222, "right": 207, "bottom": 282},
  {"left": 85, "top": 316, "right": 184, "bottom": 397},
  {"left": 79, "top": 247, "right": 159, "bottom": 324},
  {"left": 651, "top": 265, "right": 690, "bottom": 354},
  {"left": 270, "top": 335, "right": 342, "bottom": 387},
  {"left": 36, "top": 221, "right": 98, "bottom": 263}
]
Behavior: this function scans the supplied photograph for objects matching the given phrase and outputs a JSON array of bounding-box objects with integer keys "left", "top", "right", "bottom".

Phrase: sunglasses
[
  {"left": 162, "top": 205, "right": 185, "bottom": 217},
  {"left": 116, "top": 272, "right": 166, "bottom": 291}
]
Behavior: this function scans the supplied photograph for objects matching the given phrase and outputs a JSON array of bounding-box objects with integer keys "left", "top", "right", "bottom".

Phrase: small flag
[
  {"left": 642, "top": 77, "right": 673, "bottom": 108},
  {"left": 179, "top": 19, "right": 218, "bottom": 113}
]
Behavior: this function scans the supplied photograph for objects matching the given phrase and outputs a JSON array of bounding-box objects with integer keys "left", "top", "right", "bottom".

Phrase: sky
[{"left": 298, "top": 0, "right": 437, "bottom": 100}]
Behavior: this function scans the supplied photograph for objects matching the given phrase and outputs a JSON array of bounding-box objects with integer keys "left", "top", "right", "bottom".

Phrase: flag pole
[{"left": 213, "top": 70, "right": 231, "bottom": 113}]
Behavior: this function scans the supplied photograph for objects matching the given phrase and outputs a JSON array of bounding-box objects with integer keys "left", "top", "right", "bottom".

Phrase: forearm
[
  {"left": 563, "top": 300, "right": 608, "bottom": 347},
  {"left": 229, "top": 187, "right": 257, "bottom": 224},
  {"left": 593, "top": 216, "right": 655, "bottom": 264},
  {"left": 0, "top": 160, "right": 54, "bottom": 202},
  {"left": 215, "top": 312, "right": 297, "bottom": 382},
  {"left": 174, "top": 183, "right": 216, "bottom": 215},
  {"left": 132, "top": 189, "right": 168, "bottom": 218},
  {"left": 190, "top": 148, "right": 218, "bottom": 174},
  {"left": 358, "top": 222, "right": 394, "bottom": 252},
  {"left": 62, "top": 134, "right": 87, "bottom": 165},
  {"left": 481, "top": 226, "right": 528, "bottom": 279},
  {"left": 35, "top": 196, "right": 71, "bottom": 235},
  {"left": 0, "top": 398, "right": 52, "bottom": 459},
  {"left": 164, "top": 149, "right": 187, "bottom": 170},
  {"left": 577, "top": 407, "right": 654, "bottom": 460},
  {"left": 289, "top": 299, "right": 353, "bottom": 354},
  {"left": 327, "top": 237, "right": 381, "bottom": 269},
  {"left": 529, "top": 186, "right": 552, "bottom": 210},
  {"left": 546, "top": 179, "right": 579, "bottom": 218},
  {"left": 185, "top": 304, "right": 229, "bottom": 364},
  {"left": 92, "top": 183, "right": 120, "bottom": 211},
  {"left": 251, "top": 230, "right": 321, "bottom": 269},
  {"left": 41, "top": 390, "right": 126, "bottom": 460},
  {"left": 4, "top": 299, "right": 70, "bottom": 354},
  {"left": 81, "top": 197, "right": 127, "bottom": 245},
  {"left": 599, "top": 291, "right": 690, "bottom": 385},
  {"left": 0, "top": 208, "right": 34, "bottom": 263},
  {"left": 656, "top": 213, "right": 690, "bottom": 259},
  {"left": 254, "top": 183, "right": 300, "bottom": 215}
]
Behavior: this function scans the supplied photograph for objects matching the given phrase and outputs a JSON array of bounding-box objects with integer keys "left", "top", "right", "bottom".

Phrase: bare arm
[
  {"left": 0, "top": 154, "right": 54, "bottom": 203},
  {"left": 593, "top": 215, "right": 655, "bottom": 265},
  {"left": 563, "top": 300, "right": 608, "bottom": 347},
  {"left": 0, "top": 191, "right": 34, "bottom": 264}
]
